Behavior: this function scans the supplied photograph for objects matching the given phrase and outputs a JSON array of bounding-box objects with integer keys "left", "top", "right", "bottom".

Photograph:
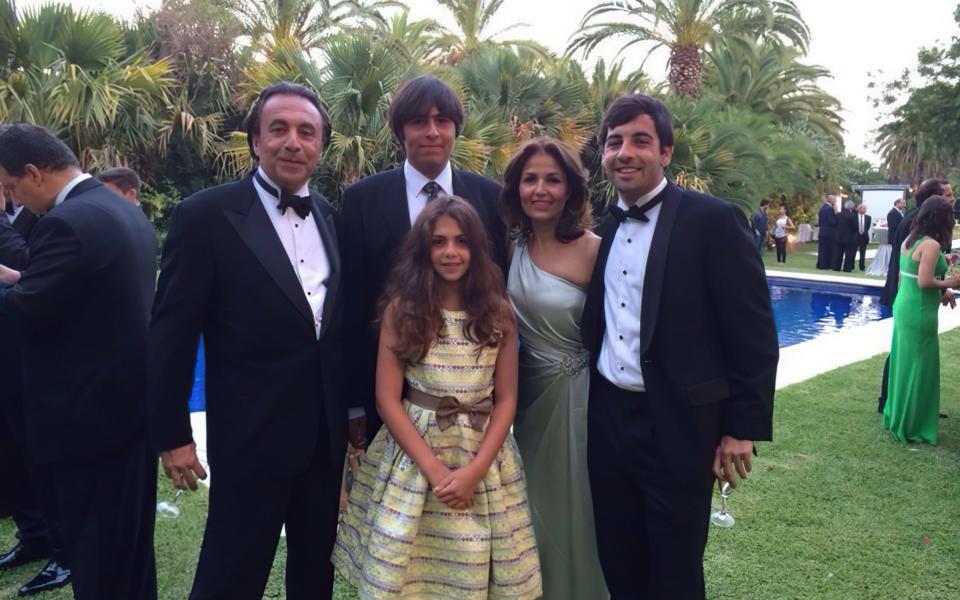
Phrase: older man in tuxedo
[
  {"left": 0, "top": 123, "right": 158, "bottom": 599},
  {"left": 580, "top": 94, "right": 778, "bottom": 599},
  {"left": 149, "top": 81, "right": 347, "bottom": 599},
  {"left": 339, "top": 74, "right": 507, "bottom": 446}
]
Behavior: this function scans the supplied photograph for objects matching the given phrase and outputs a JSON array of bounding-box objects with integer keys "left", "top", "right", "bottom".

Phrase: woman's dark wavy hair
[
  {"left": 378, "top": 196, "right": 506, "bottom": 363},
  {"left": 499, "top": 137, "right": 593, "bottom": 243},
  {"left": 906, "top": 196, "right": 954, "bottom": 251}
]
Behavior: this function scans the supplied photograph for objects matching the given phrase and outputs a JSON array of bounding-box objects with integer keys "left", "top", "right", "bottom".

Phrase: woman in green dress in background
[
  {"left": 885, "top": 197, "right": 960, "bottom": 445},
  {"left": 500, "top": 138, "right": 607, "bottom": 599}
]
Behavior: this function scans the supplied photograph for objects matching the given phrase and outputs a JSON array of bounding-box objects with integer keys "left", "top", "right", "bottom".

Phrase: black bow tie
[
  {"left": 609, "top": 195, "right": 663, "bottom": 224},
  {"left": 4, "top": 202, "right": 14, "bottom": 216},
  {"left": 254, "top": 172, "right": 312, "bottom": 219}
]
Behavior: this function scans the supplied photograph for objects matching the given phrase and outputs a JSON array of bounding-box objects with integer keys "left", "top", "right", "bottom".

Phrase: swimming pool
[
  {"left": 186, "top": 278, "right": 890, "bottom": 410},
  {"left": 769, "top": 277, "right": 890, "bottom": 347}
]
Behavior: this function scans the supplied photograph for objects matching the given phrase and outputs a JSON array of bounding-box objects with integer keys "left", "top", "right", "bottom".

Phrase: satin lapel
[
  {"left": 640, "top": 182, "right": 682, "bottom": 355},
  {"left": 582, "top": 214, "right": 620, "bottom": 356},
  {"left": 224, "top": 178, "right": 314, "bottom": 326},
  {"left": 311, "top": 198, "right": 341, "bottom": 339},
  {"left": 377, "top": 168, "right": 412, "bottom": 245}
]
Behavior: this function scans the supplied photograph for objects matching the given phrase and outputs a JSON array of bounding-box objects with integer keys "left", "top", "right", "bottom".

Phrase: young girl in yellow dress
[{"left": 333, "top": 196, "right": 542, "bottom": 599}]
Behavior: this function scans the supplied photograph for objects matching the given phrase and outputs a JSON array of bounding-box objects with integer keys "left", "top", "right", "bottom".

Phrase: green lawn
[{"left": 3, "top": 331, "right": 959, "bottom": 599}]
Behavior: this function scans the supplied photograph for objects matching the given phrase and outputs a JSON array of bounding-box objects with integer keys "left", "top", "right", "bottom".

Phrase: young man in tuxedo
[
  {"left": 580, "top": 95, "right": 778, "bottom": 599},
  {"left": 835, "top": 200, "right": 859, "bottom": 272},
  {"left": 149, "top": 81, "right": 347, "bottom": 599},
  {"left": 0, "top": 123, "right": 159, "bottom": 599},
  {"left": 339, "top": 74, "right": 507, "bottom": 446},
  {"left": 886, "top": 197, "right": 905, "bottom": 245}
]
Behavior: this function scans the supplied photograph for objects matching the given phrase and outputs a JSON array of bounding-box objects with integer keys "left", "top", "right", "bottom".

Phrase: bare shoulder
[{"left": 579, "top": 230, "right": 602, "bottom": 261}]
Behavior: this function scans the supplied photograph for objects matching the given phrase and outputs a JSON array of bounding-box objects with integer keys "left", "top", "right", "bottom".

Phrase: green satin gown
[
  {"left": 507, "top": 243, "right": 608, "bottom": 600},
  {"left": 884, "top": 236, "right": 946, "bottom": 445}
]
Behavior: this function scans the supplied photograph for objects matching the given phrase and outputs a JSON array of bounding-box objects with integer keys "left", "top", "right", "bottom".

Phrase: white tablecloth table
[{"left": 866, "top": 228, "right": 890, "bottom": 277}]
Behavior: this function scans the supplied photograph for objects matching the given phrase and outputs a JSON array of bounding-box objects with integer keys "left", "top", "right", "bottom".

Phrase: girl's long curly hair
[
  {"left": 377, "top": 195, "right": 506, "bottom": 364},
  {"left": 906, "top": 196, "right": 954, "bottom": 251}
]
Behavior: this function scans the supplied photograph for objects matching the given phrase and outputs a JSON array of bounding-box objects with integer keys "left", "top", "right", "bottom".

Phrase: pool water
[
  {"left": 186, "top": 279, "right": 890, "bottom": 411},
  {"left": 770, "top": 280, "right": 890, "bottom": 347}
]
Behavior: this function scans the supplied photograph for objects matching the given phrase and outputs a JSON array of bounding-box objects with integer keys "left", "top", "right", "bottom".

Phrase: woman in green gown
[
  {"left": 884, "top": 197, "right": 960, "bottom": 445},
  {"left": 500, "top": 138, "right": 608, "bottom": 599}
]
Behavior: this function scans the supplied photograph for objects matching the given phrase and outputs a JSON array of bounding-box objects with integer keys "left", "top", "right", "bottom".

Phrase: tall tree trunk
[{"left": 669, "top": 43, "right": 702, "bottom": 99}]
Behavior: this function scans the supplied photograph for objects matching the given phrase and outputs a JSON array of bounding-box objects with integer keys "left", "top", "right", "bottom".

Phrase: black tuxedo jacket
[
  {"left": 0, "top": 178, "right": 158, "bottom": 465},
  {"left": 339, "top": 166, "right": 507, "bottom": 441},
  {"left": 886, "top": 208, "right": 903, "bottom": 244},
  {"left": 817, "top": 203, "right": 837, "bottom": 239},
  {"left": 836, "top": 209, "right": 858, "bottom": 244},
  {"left": 881, "top": 207, "right": 918, "bottom": 306},
  {"left": 0, "top": 208, "right": 38, "bottom": 269},
  {"left": 856, "top": 214, "right": 872, "bottom": 244},
  {"left": 581, "top": 181, "right": 778, "bottom": 488},
  {"left": 149, "top": 173, "right": 347, "bottom": 477}
]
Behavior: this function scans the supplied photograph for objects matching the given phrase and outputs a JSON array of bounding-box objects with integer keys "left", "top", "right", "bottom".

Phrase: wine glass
[
  {"left": 709, "top": 481, "right": 735, "bottom": 528},
  {"left": 156, "top": 489, "right": 184, "bottom": 519}
]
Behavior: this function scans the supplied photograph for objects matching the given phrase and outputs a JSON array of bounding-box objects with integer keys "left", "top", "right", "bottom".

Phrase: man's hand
[
  {"left": 942, "top": 289, "right": 956, "bottom": 309},
  {"left": 712, "top": 436, "right": 753, "bottom": 489},
  {"left": 0, "top": 265, "right": 20, "bottom": 284},
  {"left": 160, "top": 441, "right": 207, "bottom": 491},
  {"left": 348, "top": 415, "right": 367, "bottom": 450}
]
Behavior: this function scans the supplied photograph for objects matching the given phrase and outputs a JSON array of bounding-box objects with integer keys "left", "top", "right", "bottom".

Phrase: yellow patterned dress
[{"left": 332, "top": 310, "right": 542, "bottom": 599}]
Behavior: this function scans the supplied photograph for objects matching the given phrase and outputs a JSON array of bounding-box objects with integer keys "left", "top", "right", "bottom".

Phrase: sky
[{"left": 19, "top": 0, "right": 960, "bottom": 163}]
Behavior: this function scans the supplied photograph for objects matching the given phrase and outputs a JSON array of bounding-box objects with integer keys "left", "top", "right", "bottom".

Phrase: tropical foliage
[{"left": 0, "top": 0, "right": 891, "bottom": 230}]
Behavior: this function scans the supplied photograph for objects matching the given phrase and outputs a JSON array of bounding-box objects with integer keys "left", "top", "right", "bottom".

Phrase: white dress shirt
[
  {"left": 253, "top": 168, "right": 330, "bottom": 339},
  {"left": 54, "top": 173, "right": 93, "bottom": 207},
  {"left": 4, "top": 204, "right": 22, "bottom": 224},
  {"left": 858, "top": 213, "right": 865, "bottom": 235},
  {"left": 403, "top": 160, "right": 453, "bottom": 224},
  {"left": 597, "top": 177, "right": 668, "bottom": 391}
]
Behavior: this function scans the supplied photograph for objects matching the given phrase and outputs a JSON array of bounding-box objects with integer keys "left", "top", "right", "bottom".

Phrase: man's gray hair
[{"left": 844, "top": 200, "right": 855, "bottom": 210}]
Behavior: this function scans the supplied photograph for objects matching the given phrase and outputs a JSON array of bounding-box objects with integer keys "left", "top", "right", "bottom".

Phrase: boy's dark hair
[
  {"left": 388, "top": 75, "right": 465, "bottom": 143},
  {"left": 244, "top": 81, "right": 332, "bottom": 160},
  {"left": 598, "top": 94, "right": 674, "bottom": 151}
]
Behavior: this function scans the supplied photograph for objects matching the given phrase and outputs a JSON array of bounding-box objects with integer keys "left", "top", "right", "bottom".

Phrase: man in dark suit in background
[
  {"left": 340, "top": 74, "right": 508, "bottom": 446},
  {"left": 878, "top": 178, "right": 954, "bottom": 412},
  {"left": 816, "top": 195, "right": 837, "bottom": 269},
  {"left": 149, "top": 82, "right": 347, "bottom": 600},
  {"left": 855, "top": 204, "right": 873, "bottom": 271},
  {"left": 835, "top": 200, "right": 859, "bottom": 272},
  {"left": 751, "top": 198, "right": 770, "bottom": 254},
  {"left": 886, "top": 197, "right": 905, "bottom": 245},
  {"left": 0, "top": 187, "right": 71, "bottom": 597},
  {"left": 0, "top": 123, "right": 158, "bottom": 599},
  {"left": 580, "top": 95, "right": 778, "bottom": 599}
]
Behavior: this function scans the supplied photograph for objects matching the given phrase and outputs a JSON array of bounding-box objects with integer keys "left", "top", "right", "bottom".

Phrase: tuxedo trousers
[
  {"left": 587, "top": 374, "right": 712, "bottom": 600},
  {"left": 51, "top": 436, "right": 157, "bottom": 599},
  {"left": 0, "top": 384, "right": 64, "bottom": 560},
  {"left": 816, "top": 236, "right": 834, "bottom": 269},
  {"left": 189, "top": 445, "right": 343, "bottom": 600},
  {"left": 857, "top": 237, "right": 869, "bottom": 271}
]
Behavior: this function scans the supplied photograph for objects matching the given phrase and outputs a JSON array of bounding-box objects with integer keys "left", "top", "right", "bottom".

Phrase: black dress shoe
[
  {"left": 18, "top": 560, "right": 71, "bottom": 597},
  {"left": 0, "top": 542, "right": 49, "bottom": 571}
]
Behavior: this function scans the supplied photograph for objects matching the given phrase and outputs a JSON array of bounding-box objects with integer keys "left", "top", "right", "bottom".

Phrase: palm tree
[
  {"left": 226, "top": 0, "right": 400, "bottom": 51},
  {"left": 0, "top": 1, "right": 174, "bottom": 172},
  {"left": 704, "top": 36, "right": 842, "bottom": 142},
  {"left": 434, "top": 0, "right": 549, "bottom": 63},
  {"left": 568, "top": 0, "right": 809, "bottom": 98}
]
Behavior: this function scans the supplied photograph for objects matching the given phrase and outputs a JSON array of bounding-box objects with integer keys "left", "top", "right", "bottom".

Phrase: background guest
[
  {"left": 816, "top": 195, "right": 837, "bottom": 269},
  {"left": 499, "top": 137, "right": 606, "bottom": 600},
  {"left": 855, "top": 203, "right": 872, "bottom": 271},
  {"left": 887, "top": 197, "right": 905, "bottom": 243},
  {"left": 751, "top": 198, "right": 770, "bottom": 254},
  {"left": 884, "top": 197, "right": 960, "bottom": 444},
  {"left": 97, "top": 167, "right": 141, "bottom": 205},
  {"left": 772, "top": 204, "right": 795, "bottom": 264},
  {"left": 835, "top": 199, "right": 858, "bottom": 272},
  {"left": 0, "top": 123, "right": 158, "bottom": 599}
]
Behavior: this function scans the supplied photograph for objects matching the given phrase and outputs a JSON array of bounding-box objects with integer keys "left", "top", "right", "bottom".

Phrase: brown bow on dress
[{"left": 406, "top": 386, "right": 493, "bottom": 432}]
